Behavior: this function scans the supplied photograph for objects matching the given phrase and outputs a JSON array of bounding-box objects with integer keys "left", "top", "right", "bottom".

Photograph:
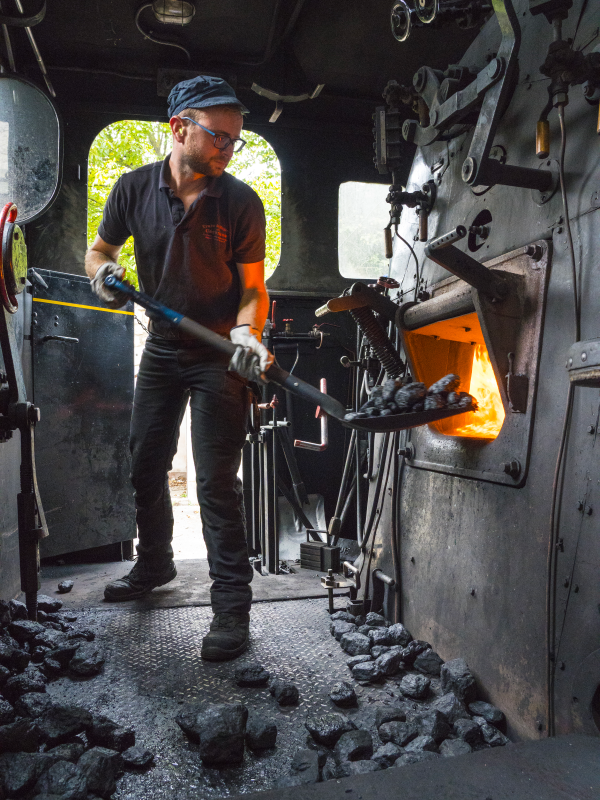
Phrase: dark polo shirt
[{"left": 98, "top": 156, "right": 266, "bottom": 338}]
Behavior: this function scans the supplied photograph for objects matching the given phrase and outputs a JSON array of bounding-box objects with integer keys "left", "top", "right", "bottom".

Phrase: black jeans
[{"left": 130, "top": 335, "right": 253, "bottom": 614}]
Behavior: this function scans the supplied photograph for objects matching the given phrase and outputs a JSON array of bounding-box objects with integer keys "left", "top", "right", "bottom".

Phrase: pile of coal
[
  {"left": 344, "top": 374, "right": 477, "bottom": 421},
  {"left": 0, "top": 597, "right": 152, "bottom": 798},
  {"left": 303, "top": 607, "right": 511, "bottom": 782}
]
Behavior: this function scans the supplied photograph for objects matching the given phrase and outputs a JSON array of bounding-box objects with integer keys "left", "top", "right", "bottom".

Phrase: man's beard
[{"left": 181, "top": 148, "right": 228, "bottom": 177}]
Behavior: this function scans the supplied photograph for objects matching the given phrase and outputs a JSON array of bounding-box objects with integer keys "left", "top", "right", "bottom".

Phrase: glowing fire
[{"left": 453, "top": 345, "right": 505, "bottom": 439}]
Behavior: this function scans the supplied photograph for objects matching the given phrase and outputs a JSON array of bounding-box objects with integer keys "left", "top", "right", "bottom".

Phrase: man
[{"left": 84, "top": 76, "right": 272, "bottom": 661}]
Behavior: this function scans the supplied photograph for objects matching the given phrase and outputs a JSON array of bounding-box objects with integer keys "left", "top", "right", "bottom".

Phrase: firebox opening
[{"left": 404, "top": 312, "right": 506, "bottom": 439}]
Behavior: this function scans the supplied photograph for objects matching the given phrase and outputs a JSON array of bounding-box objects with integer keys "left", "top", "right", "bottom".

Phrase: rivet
[
  {"left": 559, "top": 662, "right": 566, "bottom": 671},
  {"left": 581, "top": 353, "right": 587, "bottom": 362},
  {"left": 587, "top": 506, "right": 593, "bottom": 516},
  {"left": 588, "top": 425, "right": 596, "bottom": 434},
  {"left": 410, "top": 557, "right": 415, "bottom": 564},
  {"left": 574, "top": 585, "right": 579, "bottom": 593},
  {"left": 569, "top": 358, "right": 573, "bottom": 366},
  {"left": 470, "top": 588, "right": 476, "bottom": 596}
]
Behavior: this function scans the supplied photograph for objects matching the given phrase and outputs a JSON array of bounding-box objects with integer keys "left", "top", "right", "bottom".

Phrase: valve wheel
[
  {"left": 391, "top": 0, "right": 411, "bottom": 42},
  {"left": 415, "top": 0, "right": 438, "bottom": 24},
  {"left": 0, "top": 202, "right": 18, "bottom": 314}
]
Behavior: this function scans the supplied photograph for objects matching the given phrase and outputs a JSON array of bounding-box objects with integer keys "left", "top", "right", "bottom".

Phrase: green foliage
[{"left": 87, "top": 120, "right": 282, "bottom": 286}]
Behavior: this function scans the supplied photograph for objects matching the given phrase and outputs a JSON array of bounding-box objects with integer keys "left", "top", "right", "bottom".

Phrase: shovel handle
[{"left": 104, "top": 276, "right": 347, "bottom": 421}]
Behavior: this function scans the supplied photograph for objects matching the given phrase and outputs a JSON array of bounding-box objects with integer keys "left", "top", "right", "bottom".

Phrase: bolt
[
  {"left": 410, "top": 557, "right": 415, "bottom": 564},
  {"left": 525, "top": 244, "right": 543, "bottom": 259},
  {"left": 398, "top": 444, "right": 415, "bottom": 459},
  {"left": 589, "top": 506, "right": 595, "bottom": 516},
  {"left": 581, "top": 352, "right": 587, "bottom": 362},
  {"left": 564, "top": 577, "right": 570, "bottom": 587},
  {"left": 588, "top": 425, "right": 596, "bottom": 434},
  {"left": 574, "top": 585, "right": 579, "bottom": 593},
  {"left": 569, "top": 358, "right": 573, "bottom": 366},
  {"left": 556, "top": 226, "right": 563, "bottom": 234},
  {"left": 577, "top": 500, "right": 584, "bottom": 511},
  {"left": 462, "top": 157, "right": 476, "bottom": 182},
  {"left": 503, "top": 459, "right": 521, "bottom": 479},
  {"left": 537, "top": 721, "right": 544, "bottom": 731},
  {"left": 559, "top": 662, "right": 566, "bottom": 670},
  {"left": 470, "top": 588, "right": 476, "bottom": 597}
]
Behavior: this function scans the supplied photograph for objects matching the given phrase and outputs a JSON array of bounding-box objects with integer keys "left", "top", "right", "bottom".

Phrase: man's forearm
[
  {"left": 236, "top": 287, "right": 269, "bottom": 338},
  {"left": 85, "top": 248, "right": 112, "bottom": 280}
]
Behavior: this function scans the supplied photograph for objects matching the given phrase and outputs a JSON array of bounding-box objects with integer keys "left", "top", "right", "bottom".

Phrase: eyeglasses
[{"left": 180, "top": 117, "right": 246, "bottom": 153}]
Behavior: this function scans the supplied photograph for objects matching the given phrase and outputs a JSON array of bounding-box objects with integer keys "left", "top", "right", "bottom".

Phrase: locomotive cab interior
[{"left": 1, "top": 1, "right": 600, "bottom": 798}]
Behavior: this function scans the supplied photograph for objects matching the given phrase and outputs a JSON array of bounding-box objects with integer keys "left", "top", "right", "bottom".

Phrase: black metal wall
[{"left": 360, "top": 0, "right": 600, "bottom": 742}]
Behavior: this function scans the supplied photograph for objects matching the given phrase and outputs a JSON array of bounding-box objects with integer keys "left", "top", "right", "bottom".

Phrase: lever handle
[
  {"left": 41, "top": 335, "right": 79, "bottom": 343},
  {"left": 294, "top": 379, "right": 329, "bottom": 451}
]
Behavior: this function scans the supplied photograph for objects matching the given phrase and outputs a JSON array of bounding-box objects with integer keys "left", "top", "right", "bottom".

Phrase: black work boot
[
  {"left": 104, "top": 559, "right": 177, "bottom": 602},
  {"left": 201, "top": 613, "right": 250, "bottom": 661}
]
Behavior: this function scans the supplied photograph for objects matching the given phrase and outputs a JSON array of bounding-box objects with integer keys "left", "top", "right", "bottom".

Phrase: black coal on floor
[
  {"left": 0, "top": 598, "right": 154, "bottom": 800},
  {"left": 173, "top": 608, "right": 509, "bottom": 788}
]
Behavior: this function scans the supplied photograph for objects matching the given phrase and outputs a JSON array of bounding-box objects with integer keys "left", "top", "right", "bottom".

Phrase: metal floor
[
  {"left": 44, "top": 598, "right": 600, "bottom": 800},
  {"left": 46, "top": 598, "right": 396, "bottom": 799}
]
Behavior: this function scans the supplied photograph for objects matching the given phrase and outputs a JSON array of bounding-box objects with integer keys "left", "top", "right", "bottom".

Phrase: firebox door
[{"left": 400, "top": 241, "right": 550, "bottom": 487}]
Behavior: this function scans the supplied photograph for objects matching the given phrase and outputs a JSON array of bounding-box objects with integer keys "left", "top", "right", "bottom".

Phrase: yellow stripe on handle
[{"left": 32, "top": 298, "right": 134, "bottom": 315}]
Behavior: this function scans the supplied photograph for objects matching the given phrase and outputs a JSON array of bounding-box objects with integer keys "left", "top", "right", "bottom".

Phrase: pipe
[
  {"left": 327, "top": 429, "right": 357, "bottom": 540},
  {"left": 0, "top": 1, "right": 15, "bottom": 73},
  {"left": 14, "top": 0, "right": 54, "bottom": 96},
  {"left": 294, "top": 379, "right": 329, "bottom": 451},
  {"left": 373, "top": 568, "right": 395, "bottom": 587}
]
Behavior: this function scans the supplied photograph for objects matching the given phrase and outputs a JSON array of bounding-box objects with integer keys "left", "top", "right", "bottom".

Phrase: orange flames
[{"left": 453, "top": 345, "right": 505, "bottom": 439}]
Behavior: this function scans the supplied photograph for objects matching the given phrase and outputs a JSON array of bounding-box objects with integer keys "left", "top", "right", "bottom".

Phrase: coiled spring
[{"left": 350, "top": 306, "right": 404, "bottom": 379}]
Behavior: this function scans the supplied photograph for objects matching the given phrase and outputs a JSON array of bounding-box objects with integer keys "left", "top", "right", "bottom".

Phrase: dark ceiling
[{"left": 5, "top": 0, "right": 484, "bottom": 127}]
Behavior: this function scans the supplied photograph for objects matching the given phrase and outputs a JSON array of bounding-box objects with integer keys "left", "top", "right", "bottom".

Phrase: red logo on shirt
[{"left": 202, "top": 224, "right": 228, "bottom": 244}]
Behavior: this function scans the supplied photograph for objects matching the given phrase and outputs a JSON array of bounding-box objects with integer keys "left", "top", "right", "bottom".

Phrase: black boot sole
[{"left": 103, "top": 567, "right": 177, "bottom": 602}]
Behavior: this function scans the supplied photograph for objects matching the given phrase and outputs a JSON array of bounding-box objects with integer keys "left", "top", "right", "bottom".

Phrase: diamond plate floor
[{"left": 46, "top": 599, "right": 398, "bottom": 799}]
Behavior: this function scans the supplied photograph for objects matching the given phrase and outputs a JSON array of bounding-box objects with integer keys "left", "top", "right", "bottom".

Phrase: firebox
[
  {"left": 403, "top": 312, "right": 505, "bottom": 439},
  {"left": 399, "top": 241, "right": 550, "bottom": 486}
]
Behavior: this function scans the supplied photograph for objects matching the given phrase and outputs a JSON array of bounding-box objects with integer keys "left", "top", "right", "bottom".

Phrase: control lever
[{"left": 425, "top": 226, "right": 509, "bottom": 301}]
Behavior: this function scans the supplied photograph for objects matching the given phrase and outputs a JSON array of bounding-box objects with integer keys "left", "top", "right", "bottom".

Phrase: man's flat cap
[{"left": 168, "top": 75, "right": 248, "bottom": 118}]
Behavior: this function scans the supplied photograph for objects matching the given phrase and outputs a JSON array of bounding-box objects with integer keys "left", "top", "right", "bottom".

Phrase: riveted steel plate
[{"left": 46, "top": 599, "right": 398, "bottom": 799}]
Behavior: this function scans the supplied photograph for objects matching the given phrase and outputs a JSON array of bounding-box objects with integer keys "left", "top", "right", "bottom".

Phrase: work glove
[
  {"left": 90, "top": 262, "right": 129, "bottom": 308},
  {"left": 229, "top": 324, "right": 274, "bottom": 383}
]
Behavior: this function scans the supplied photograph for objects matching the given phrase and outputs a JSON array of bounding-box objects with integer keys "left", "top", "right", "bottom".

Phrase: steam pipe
[{"left": 425, "top": 226, "right": 509, "bottom": 301}]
